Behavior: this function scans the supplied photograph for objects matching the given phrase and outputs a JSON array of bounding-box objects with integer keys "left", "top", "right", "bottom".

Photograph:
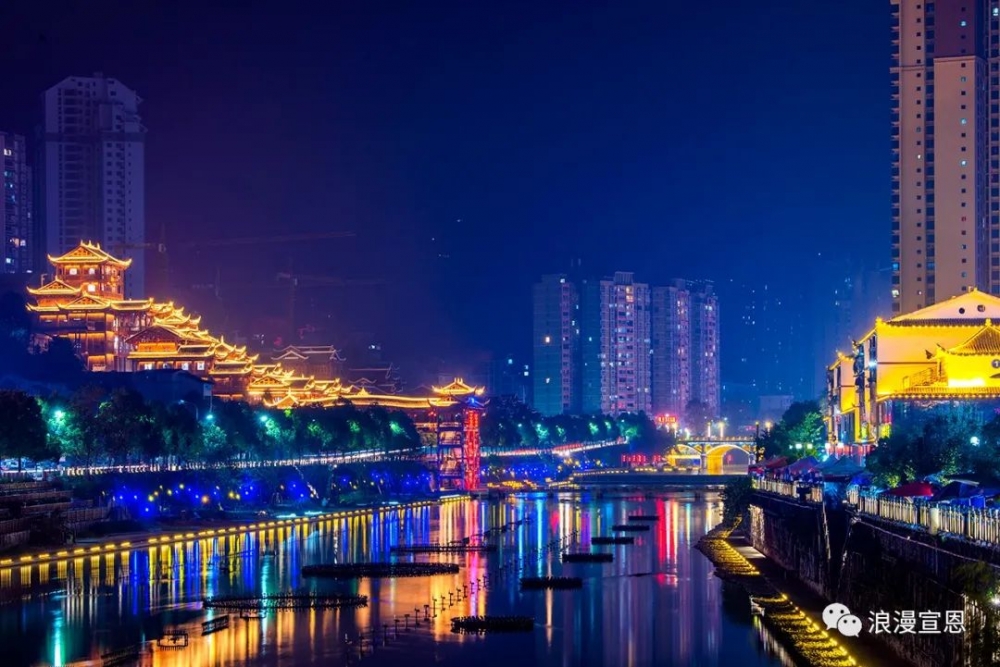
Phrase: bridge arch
[{"left": 704, "top": 443, "right": 753, "bottom": 473}]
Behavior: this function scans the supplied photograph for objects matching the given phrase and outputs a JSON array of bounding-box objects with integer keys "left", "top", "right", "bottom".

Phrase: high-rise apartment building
[
  {"left": 40, "top": 74, "right": 146, "bottom": 298},
  {"left": 0, "top": 132, "right": 34, "bottom": 274},
  {"left": 579, "top": 272, "right": 651, "bottom": 415},
  {"left": 890, "top": 0, "right": 999, "bottom": 315},
  {"left": 651, "top": 281, "right": 690, "bottom": 417},
  {"left": 532, "top": 274, "right": 579, "bottom": 415},
  {"left": 690, "top": 282, "right": 720, "bottom": 416},
  {"left": 651, "top": 280, "right": 720, "bottom": 419}
]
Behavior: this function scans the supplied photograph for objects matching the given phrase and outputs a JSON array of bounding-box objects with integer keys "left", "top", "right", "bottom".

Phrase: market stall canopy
[
  {"left": 817, "top": 457, "right": 866, "bottom": 480},
  {"left": 761, "top": 456, "right": 788, "bottom": 469},
  {"left": 886, "top": 481, "right": 935, "bottom": 497},
  {"left": 785, "top": 456, "right": 819, "bottom": 475},
  {"left": 934, "top": 480, "right": 980, "bottom": 501}
]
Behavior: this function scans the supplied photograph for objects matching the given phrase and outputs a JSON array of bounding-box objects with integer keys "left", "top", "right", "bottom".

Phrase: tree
[
  {"left": 157, "top": 403, "right": 201, "bottom": 462},
  {"left": 868, "top": 404, "right": 983, "bottom": 486},
  {"left": 0, "top": 390, "right": 49, "bottom": 469},
  {"left": 953, "top": 561, "right": 1000, "bottom": 667},
  {"left": 65, "top": 385, "right": 107, "bottom": 466},
  {"left": 759, "top": 400, "right": 825, "bottom": 460},
  {"left": 96, "top": 388, "right": 159, "bottom": 464}
]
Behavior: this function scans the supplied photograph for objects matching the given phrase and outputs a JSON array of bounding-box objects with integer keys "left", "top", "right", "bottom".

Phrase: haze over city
[{"left": 0, "top": 0, "right": 891, "bottom": 402}]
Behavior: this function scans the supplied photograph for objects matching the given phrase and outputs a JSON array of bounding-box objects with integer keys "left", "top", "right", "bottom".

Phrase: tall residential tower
[
  {"left": 40, "top": 74, "right": 146, "bottom": 298},
  {"left": 890, "top": 0, "right": 998, "bottom": 314},
  {"left": 651, "top": 280, "right": 720, "bottom": 419},
  {"left": 532, "top": 274, "right": 579, "bottom": 415},
  {"left": 580, "top": 272, "right": 652, "bottom": 415},
  {"left": 0, "top": 132, "right": 34, "bottom": 274}
]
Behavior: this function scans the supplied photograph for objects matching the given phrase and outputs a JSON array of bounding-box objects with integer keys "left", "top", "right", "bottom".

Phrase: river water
[{"left": 0, "top": 491, "right": 796, "bottom": 667}]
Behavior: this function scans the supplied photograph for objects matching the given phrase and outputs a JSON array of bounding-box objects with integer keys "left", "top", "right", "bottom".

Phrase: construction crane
[{"left": 275, "top": 272, "right": 387, "bottom": 341}]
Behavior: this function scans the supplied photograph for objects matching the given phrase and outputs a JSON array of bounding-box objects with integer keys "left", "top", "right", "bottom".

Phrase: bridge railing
[
  {"left": 752, "top": 478, "right": 823, "bottom": 503},
  {"left": 851, "top": 492, "right": 1000, "bottom": 547}
]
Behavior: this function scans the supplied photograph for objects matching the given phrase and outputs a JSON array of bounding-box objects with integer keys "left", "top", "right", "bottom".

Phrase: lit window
[
  {"left": 196, "top": 361, "right": 205, "bottom": 371},
  {"left": 69, "top": 268, "right": 78, "bottom": 275},
  {"left": 961, "top": 19, "right": 968, "bottom": 26},
  {"left": 181, "top": 362, "right": 190, "bottom": 371},
  {"left": 87, "top": 284, "right": 96, "bottom": 293},
  {"left": 995, "top": 6, "right": 999, "bottom": 16},
  {"left": 543, "top": 335, "right": 551, "bottom": 344},
  {"left": 2, "top": 149, "right": 9, "bottom": 157},
  {"left": 961, "top": 118, "right": 968, "bottom": 125},
  {"left": 961, "top": 160, "right": 968, "bottom": 166},
  {"left": 961, "top": 76, "right": 967, "bottom": 83}
]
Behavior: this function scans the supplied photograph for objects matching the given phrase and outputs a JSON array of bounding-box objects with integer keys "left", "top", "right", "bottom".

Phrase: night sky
[{"left": 0, "top": 1, "right": 889, "bottom": 391}]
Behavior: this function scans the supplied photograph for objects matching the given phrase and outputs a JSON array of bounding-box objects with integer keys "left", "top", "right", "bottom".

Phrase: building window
[
  {"left": 962, "top": 118, "right": 968, "bottom": 125},
  {"left": 196, "top": 361, "right": 205, "bottom": 371}
]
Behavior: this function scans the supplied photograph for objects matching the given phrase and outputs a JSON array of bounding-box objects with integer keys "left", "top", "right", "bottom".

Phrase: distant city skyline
[{"left": 532, "top": 271, "right": 719, "bottom": 419}]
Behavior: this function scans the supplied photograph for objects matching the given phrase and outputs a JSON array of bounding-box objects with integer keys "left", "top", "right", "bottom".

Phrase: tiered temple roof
[{"left": 27, "top": 242, "right": 485, "bottom": 408}]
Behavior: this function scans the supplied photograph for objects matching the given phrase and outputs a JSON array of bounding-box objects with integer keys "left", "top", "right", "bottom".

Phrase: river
[{"left": 0, "top": 491, "right": 797, "bottom": 667}]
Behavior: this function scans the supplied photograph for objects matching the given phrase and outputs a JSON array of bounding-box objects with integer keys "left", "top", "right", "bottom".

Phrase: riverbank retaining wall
[{"left": 747, "top": 492, "right": 1000, "bottom": 667}]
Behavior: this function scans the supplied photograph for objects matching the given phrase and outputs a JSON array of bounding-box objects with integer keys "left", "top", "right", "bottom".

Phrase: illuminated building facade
[
  {"left": 27, "top": 242, "right": 487, "bottom": 489},
  {"left": 827, "top": 289, "right": 1000, "bottom": 447},
  {"left": 271, "top": 345, "right": 345, "bottom": 380},
  {"left": 578, "top": 272, "right": 652, "bottom": 414},
  {"left": 532, "top": 274, "right": 579, "bottom": 415},
  {"left": 651, "top": 280, "right": 720, "bottom": 419},
  {"left": 0, "top": 132, "right": 34, "bottom": 274},
  {"left": 890, "top": 0, "right": 1000, "bottom": 314},
  {"left": 40, "top": 74, "right": 146, "bottom": 298}
]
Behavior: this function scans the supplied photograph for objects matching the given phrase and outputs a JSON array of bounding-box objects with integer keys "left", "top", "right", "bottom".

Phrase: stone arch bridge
[{"left": 667, "top": 437, "right": 756, "bottom": 473}]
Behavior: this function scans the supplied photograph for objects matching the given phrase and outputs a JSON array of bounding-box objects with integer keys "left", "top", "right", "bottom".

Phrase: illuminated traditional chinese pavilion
[
  {"left": 27, "top": 242, "right": 152, "bottom": 371},
  {"left": 27, "top": 242, "right": 486, "bottom": 489},
  {"left": 827, "top": 289, "right": 1000, "bottom": 448}
]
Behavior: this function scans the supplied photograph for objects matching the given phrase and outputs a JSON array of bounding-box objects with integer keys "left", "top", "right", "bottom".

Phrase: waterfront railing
[
  {"left": 751, "top": 478, "right": 823, "bottom": 503},
  {"left": 849, "top": 492, "right": 1000, "bottom": 547}
]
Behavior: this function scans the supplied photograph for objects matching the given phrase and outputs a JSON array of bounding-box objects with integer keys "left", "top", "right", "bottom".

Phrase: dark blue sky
[{"left": 1, "top": 0, "right": 889, "bottom": 387}]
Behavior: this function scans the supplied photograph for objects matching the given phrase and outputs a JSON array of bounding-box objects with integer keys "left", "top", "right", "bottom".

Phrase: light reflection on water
[{"left": 0, "top": 492, "right": 792, "bottom": 667}]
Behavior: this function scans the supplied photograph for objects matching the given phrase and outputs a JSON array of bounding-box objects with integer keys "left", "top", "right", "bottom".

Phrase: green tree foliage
[
  {"left": 0, "top": 386, "right": 436, "bottom": 467},
  {"left": 868, "top": 404, "right": 989, "bottom": 486},
  {"left": 759, "top": 400, "right": 825, "bottom": 460},
  {"left": 0, "top": 389, "right": 50, "bottom": 468},
  {"left": 721, "top": 476, "right": 753, "bottom": 525},
  {"left": 96, "top": 388, "right": 159, "bottom": 464},
  {"left": 479, "top": 397, "right": 662, "bottom": 450},
  {"left": 953, "top": 561, "right": 1000, "bottom": 667}
]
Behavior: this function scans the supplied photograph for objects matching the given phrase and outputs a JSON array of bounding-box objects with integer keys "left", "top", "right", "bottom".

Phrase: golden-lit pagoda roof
[
  {"left": 943, "top": 321, "right": 1000, "bottom": 356},
  {"left": 109, "top": 299, "right": 154, "bottom": 311},
  {"left": 888, "top": 289, "right": 1000, "bottom": 326},
  {"left": 432, "top": 377, "right": 485, "bottom": 397},
  {"left": 48, "top": 241, "right": 131, "bottom": 268},
  {"left": 27, "top": 278, "right": 81, "bottom": 297},
  {"left": 57, "top": 294, "right": 114, "bottom": 311}
]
